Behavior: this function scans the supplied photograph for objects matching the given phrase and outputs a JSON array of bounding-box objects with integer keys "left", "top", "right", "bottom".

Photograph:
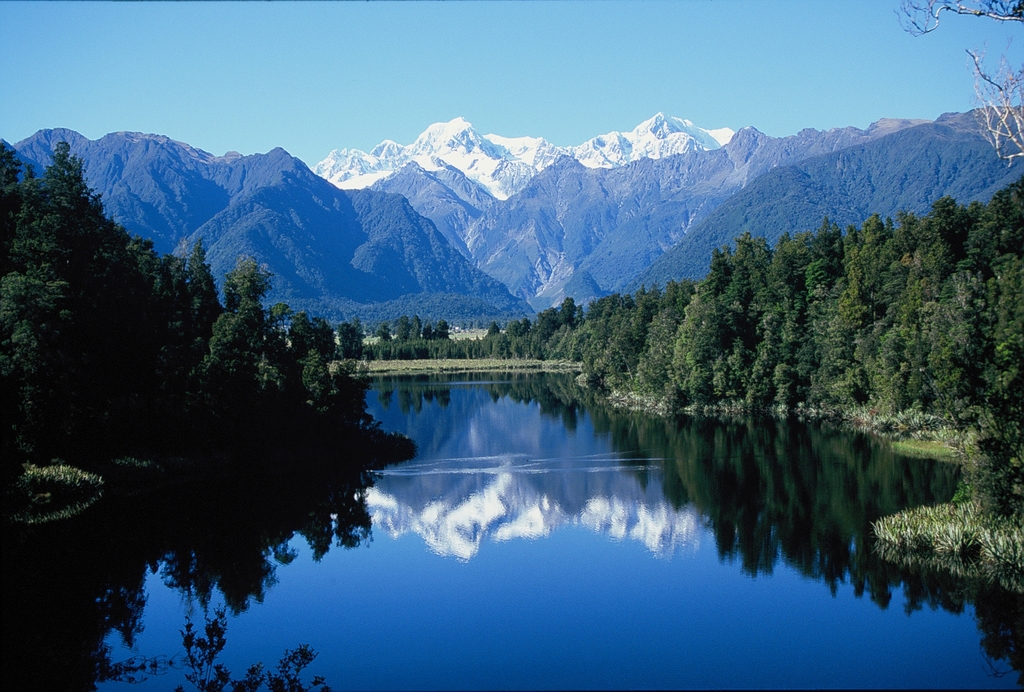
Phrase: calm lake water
[{"left": 7, "top": 372, "right": 1021, "bottom": 689}]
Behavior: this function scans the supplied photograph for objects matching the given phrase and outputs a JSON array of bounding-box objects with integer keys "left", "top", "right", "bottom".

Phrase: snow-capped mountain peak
[
  {"left": 482, "top": 133, "right": 565, "bottom": 170},
  {"left": 636, "top": 112, "right": 679, "bottom": 137},
  {"left": 314, "top": 114, "right": 733, "bottom": 198},
  {"left": 572, "top": 113, "right": 733, "bottom": 169},
  {"left": 369, "top": 139, "right": 403, "bottom": 159},
  {"left": 408, "top": 117, "right": 489, "bottom": 157}
]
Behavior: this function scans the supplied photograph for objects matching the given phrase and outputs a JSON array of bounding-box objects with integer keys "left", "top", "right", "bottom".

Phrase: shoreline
[
  {"left": 365, "top": 358, "right": 582, "bottom": 375},
  {"left": 597, "top": 384, "right": 1023, "bottom": 581},
  {"left": 601, "top": 388, "right": 961, "bottom": 451}
]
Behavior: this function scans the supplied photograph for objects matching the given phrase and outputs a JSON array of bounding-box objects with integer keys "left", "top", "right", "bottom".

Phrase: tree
[
  {"left": 900, "top": 0, "right": 1024, "bottom": 160},
  {"left": 971, "top": 48, "right": 1024, "bottom": 161},
  {"left": 289, "top": 311, "right": 335, "bottom": 362},
  {"left": 900, "top": 1, "right": 1023, "bottom": 32},
  {"left": 559, "top": 297, "right": 580, "bottom": 329},
  {"left": 185, "top": 240, "right": 221, "bottom": 341},
  {"left": 336, "top": 321, "right": 364, "bottom": 360},
  {"left": 1, "top": 142, "right": 167, "bottom": 461},
  {"left": 395, "top": 315, "right": 412, "bottom": 341},
  {"left": 196, "top": 258, "right": 285, "bottom": 433},
  {"left": 0, "top": 145, "right": 23, "bottom": 276}
]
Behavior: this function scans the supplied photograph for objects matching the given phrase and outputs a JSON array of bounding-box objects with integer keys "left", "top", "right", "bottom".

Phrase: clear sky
[{"left": 2, "top": 0, "right": 1020, "bottom": 167}]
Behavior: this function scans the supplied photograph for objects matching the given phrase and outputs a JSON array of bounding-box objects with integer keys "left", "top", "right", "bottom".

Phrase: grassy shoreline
[
  {"left": 596, "top": 383, "right": 1022, "bottom": 583},
  {"left": 600, "top": 388, "right": 960, "bottom": 448},
  {"left": 873, "top": 502, "right": 1024, "bottom": 593},
  {"left": 365, "top": 358, "right": 582, "bottom": 375}
]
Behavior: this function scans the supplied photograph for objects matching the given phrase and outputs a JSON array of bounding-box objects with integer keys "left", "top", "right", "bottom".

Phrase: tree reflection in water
[
  {"left": 2, "top": 436, "right": 402, "bottom": 691},
  {"left": 374, "top": 372, "right": 1022, "bottom": 684},
  {"left": 4, "top": 373, "right": 1021, "bottom": 689}
]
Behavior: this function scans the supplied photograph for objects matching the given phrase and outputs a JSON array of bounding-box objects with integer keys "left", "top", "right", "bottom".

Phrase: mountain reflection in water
[
  {"left": 367, "top": 453, "right": 701, "bottom": 560},
  {"left": 4, "top": 372, "right": 1021, "bottom": 690},
  {"left": 368, "top": 371, "right": 956, "bottom": 595},
  {"left": 368, "top": 372, "right": 1022, "bottom": 685}
]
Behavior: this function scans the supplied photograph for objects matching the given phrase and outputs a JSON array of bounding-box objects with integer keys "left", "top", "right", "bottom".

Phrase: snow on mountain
[
  {"left": 314, "top": 114, "right": 732, "bottom": 200},
  {"left": 313, "top": 147, "right": 393, "bottom": 189},
  {"left": 705, "top": 127, "right": 736, "bottom": 147},
  {"left": 482, "top": 133, "right": 566, "bottom": 170},
  {"left": 314, "top": 118, "right": 542, "bottom": 200},
  {"left": 572, "top": 113, "right": 733, "bottom": 168}
]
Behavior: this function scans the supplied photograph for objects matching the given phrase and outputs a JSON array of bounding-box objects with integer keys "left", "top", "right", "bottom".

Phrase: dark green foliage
[
  {"left": 394, "top": 315, "right": 412, "bottom": 341},
  {"left": 1, "top": 142, "right": 169, "bottom": 465},
  {"left": 0, "top": 143, "right": 377, "bottom": 489},
  {"left": 336, "top": 320, "right": 364, "bottom": 360},
  {"left": 289, "top": 311, "right": 337, "bottom": 363},
  {"left": 585, "top": 179, "right": 1024, "bottom": 516}
]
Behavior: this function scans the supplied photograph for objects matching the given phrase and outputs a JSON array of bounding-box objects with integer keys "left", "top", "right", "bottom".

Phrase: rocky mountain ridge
[{"left": 314, "top": 113, "right": 734, "bottom": 201}]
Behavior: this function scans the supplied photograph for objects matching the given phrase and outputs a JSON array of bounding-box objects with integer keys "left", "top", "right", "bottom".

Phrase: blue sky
[{"left": 2, "top": 1, "right": 1020, "bottom": 166}]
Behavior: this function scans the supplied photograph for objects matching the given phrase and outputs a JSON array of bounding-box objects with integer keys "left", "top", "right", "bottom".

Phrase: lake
[{"left": 6, "top": 372, "right": 1020, "bottom": 690}]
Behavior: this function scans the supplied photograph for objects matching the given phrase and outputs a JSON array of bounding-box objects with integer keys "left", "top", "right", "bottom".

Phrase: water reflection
[
  {"left": 367, "top": 454, "right": 700, "bottom": 559},
  {"left": 2, "top": 436, "right": 401, "bottom": 692},
  {"left": 369, "top": 373, "right": 1022, "bottom": 684},
  {"left": 4, "top": 373, "right": 1021, "bottom": 689},
  {"left": 369, "top": 372, "right": 958, "bottom": 588}
]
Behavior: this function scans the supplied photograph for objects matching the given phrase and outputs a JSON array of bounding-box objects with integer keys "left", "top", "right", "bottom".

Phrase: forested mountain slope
[
  {"left": 630, "top": 112, "right": 1022, "bottom": 290},
  {"left": 12, "top": 130, "right": 528, "bottom": 322}
]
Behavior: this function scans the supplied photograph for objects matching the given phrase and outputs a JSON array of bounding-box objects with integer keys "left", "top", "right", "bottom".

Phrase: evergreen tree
[{"left": 395, "top": 315, "right": 412, "bottom": 341}]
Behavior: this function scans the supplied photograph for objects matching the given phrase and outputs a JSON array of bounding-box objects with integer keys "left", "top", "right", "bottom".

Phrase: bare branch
[
  {"left": 970, "top": 49, "right": 1024, "bottom": 161},
  {"left": 900, "top": 1, "right": 1024, "bottom": 36},
  {"left": 901, "top": 1, "right": 1024, "bottom": 161}
]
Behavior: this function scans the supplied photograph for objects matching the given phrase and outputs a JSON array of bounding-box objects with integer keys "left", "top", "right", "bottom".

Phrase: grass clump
[
  {"left": 873, "top": 501, "right": 1024, "bottom": 593},
  {"left": 846, "top": 406, "right": 947, "bottom": 437},
  {"left": 890, "top": 438, "right": 959, "bottom": 461},
  {"left": 8, "top": 462, "right": 105, "bottom": 524}
]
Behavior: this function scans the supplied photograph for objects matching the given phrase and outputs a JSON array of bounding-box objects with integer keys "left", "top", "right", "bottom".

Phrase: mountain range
[
  {"left": 7, "top": 110, "right": 1021, "bottom": 321},
  {"left": 353, "top": 112, "right": 1018, "bottom": 309},
  {"left": 630, "top": 111, "right": 1022, "bottom": 290},
  {"left": 11, "top": 129, "right": 529, "bottom": 323},
  {"left": 314, "top": 113, "right": 734, "bottom": 200}
]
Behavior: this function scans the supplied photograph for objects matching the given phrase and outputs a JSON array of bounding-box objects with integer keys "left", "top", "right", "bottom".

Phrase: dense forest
[
  {"left": 369, "top": 180, "right": 1023, "bottom": 518},
  {"left": 0, "top": 143, "right": 407, "bottom": 520}
]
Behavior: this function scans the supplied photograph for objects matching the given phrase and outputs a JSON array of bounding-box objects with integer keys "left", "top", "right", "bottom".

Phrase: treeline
[
  {"left": 0, "top": 143, "right": 379, "bottom": 485},
  {"left": 364, "top": 300, "right": 585, "bottom": 361}
]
